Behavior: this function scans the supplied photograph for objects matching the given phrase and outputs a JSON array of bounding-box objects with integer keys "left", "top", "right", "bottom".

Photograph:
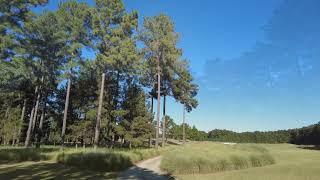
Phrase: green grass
[
  {"left": 0, "top": 147, "right": 59, "bottom": 163},
  {"left": 176, "top": 143, "right": 320, "bottom": 180},
  {"left": 0, "top": 161, "right": 117, "bottom": 179},
  {"left": 0, "top": 145, "right": 173, "bottom": 179},
  {"left": 160, "top": 142, "right": 275, "bottom": 174},
  {"left": 55, "top": 146, "right": 173, "bottom": 172}
]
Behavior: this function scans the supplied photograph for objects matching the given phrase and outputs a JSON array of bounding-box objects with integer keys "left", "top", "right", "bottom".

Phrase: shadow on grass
[
  {"left": 298, "top": 145, "right": 320, "bottom": 151},
  {"left": 0, "top": 148, "right": 55, "bottom": 163},
  {"left": 57, "top": 152, "right": 133, "bottom": 172},
  {"left": 0, "top": 161, "right": 117, "bottom": 180},
  {"left": 118, "top": 166, "right": 173, "bottom": 180}
]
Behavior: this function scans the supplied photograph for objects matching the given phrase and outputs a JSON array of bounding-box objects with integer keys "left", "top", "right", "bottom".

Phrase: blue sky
[{"left": 37, "top": 0, "right": 320, "bottom": 132}]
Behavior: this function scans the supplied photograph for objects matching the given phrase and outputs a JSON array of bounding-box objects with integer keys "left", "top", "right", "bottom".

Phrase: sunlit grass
[
  {"left": 160, "top": 142, "right": 275, "bottom": 174},
  {"left": 0, "top": 145, "right": 174, "bottom": 173},
  {"left": 55, "top": 146, "right": 174, "bottom": 172},
  {"left": 176, "top": 143, "right": 320, "bottom": 180}
]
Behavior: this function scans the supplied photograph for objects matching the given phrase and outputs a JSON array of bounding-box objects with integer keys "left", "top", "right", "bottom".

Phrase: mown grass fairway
[{"left": 175, "top": 143, "right": 320, "bottom": 180}]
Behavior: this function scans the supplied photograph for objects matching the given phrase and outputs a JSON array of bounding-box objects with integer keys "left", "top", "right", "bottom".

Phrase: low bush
[{"left": 160, "top": 142, "right": 275, "bottom": 174}]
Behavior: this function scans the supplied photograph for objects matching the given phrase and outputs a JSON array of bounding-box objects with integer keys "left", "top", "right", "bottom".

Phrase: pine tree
[{"left": 92, "top": 0, "right": 138, "bottom": 149}]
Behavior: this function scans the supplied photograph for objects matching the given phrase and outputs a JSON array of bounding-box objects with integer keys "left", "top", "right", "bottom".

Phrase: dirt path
[{"left": 118, "top": 156, "right": 171, "bottom": 180}]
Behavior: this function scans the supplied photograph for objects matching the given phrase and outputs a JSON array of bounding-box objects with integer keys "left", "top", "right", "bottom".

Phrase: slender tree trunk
[
  {"left": 31, "top": 84, "right": 42, "bottom": 133},
  {"left": 5, "top": 106, "right": 10, "bottom": 119},
  {"left": 151, "top": 97, "right": 154, "bottom": 114},
  {"left": 16, "top": 99, "right": 27, "bottom": 146},
  {"left": 149, "top": 96, "right": 153, "bottom": 147},
  {"left": 61, "top": 78, "right": 71, "bottom": 150},
  {"left": 94, "top": 73, "right": 105, "bottom": 150},
  {"left": 31, "top": 76, "right": 44, "bottom": 145},
  {"left": 36, "top": 96, "right": 46, "bottom": 148},
  {"left": 25, "top": 86, "right": 38, "bottom": 147},
  {"left": 183, "top": 105, "right": 186, "bottom": 144},
  {"left": 162, "top": 95, "right": 166, "bottom": 147},
  {"left": 155, "top": 57, "right": 161, "bottom": 149}
]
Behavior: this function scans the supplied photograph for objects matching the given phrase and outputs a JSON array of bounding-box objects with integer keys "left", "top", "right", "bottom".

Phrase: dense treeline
[
  {"left": 290, "top": 123, "right": 320, "bottom": 145},
  {"left": 167, "top": 122, "right": 320, "bottom": 145},
  {"left": 206, "top": 123, "right": 320, "bottom": 145},
  {"left": 0, "top": 0, "right": 198, "bottom": 149},
  {"left": 207, "top": 129, "right": 291, "bottom": 143}
]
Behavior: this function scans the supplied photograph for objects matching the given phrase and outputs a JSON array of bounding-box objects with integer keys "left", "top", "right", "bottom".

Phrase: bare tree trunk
[
  {"left": 94, "top": 73, "right": 105, "bottom": 150},
  {"left": 25, "top": 86, "right": 38, "bottom": 147},
  {"left": 4, "top": 106, "right": 10, "bottom": 119},
  {"left": 31, "top": 84, "right": 42, "bottom": 134},
  {"left": 151, "top": 97, "right": 154, "bottom": 114},
  {"left": 31, "top": 76, "right": 44, "bottom": 146},
  {"left": 162, "top": 95, "right": 166, "bottom": 147},
  {"left": 16, "top": 99, "right": 27, "bottom": 146},
  {"left": 149, "top": 96, "right": 153, "bottom": 147},
  {"left": 183, "top": 105, "right": 186, "bottom": 144},
  {"left": 155, "top": 57, "right": 161, "bottom": 149},
  {"left": 61, "top": 78, "right": 71, "bottom": 150},
  {"left": 36, "top": 96, "right": 46, "bottom": 148}
]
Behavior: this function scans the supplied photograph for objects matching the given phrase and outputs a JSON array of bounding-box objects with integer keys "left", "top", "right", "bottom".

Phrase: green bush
[{"left": 161, "top": 142, "right": 275, "bottom": 174}]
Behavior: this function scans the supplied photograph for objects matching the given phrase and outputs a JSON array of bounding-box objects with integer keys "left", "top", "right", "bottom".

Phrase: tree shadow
[
  {"left": 298, "top": 145, "right": 320, "bottom": 151},
  {"left": 0, "top": 148, "right": 55, "bottom": 163},
  {"left": 118, "top": 166, "right": 174, "bottom": 180},
  {"left": 56, "top": 152, "right": 133, "bottom": 172},
  {"left": 0, "top": 161, "right": 117, "bottom": 180}
]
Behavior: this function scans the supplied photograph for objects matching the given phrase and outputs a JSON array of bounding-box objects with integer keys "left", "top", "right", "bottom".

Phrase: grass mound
[{"left": 160, "top": 142, "right": 275, "bottom": 174}]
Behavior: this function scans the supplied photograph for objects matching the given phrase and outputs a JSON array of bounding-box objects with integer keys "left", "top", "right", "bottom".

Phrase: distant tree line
[
  {"left": 206, "top": 123, "right": 320, "bottom": 145},
  {"left": 166, "top": 122, "right": 320, "bottom": 145}
]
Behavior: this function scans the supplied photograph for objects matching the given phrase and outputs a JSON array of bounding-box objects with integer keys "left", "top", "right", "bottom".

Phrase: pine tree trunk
[
  {"left": 31, "top": 76, "right": 44, "bottom": 145},
  {"left": 94, "top": 73, "right": 105, "bottom": 150},
  {"left": 183, "top": 105, "right": 186, "bottom": 144},
  {"left": 31, "top": 84, "right": 42, "bottom": 135},
  {"left": 162, "top": 95, "right": 166, "bottom": 147},
  {"left": 17, "top": 99, "right": 27, "bottom": 146},
  {"left": 25, "top": 86, "right": 38, "bottom": 147},
  {"left": 36, "top": 96, "right": 46, "bottom": 148},
  {"left": 61, "top": 78, "right": 71, "bottom": 150},
  {"left": 149, "top": 96, "right": 153, "bottom": 147},
  {"left": 151, "top": 97, "right": 154, "bottom": 114},
  {"left": 5, "top": 106, "right": 10, "bottom": 119},
  {"left": 155, "top": 57, "right": 161, "bottom": 149}
]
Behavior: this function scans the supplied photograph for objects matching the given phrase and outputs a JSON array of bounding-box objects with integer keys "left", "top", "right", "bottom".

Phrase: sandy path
[{"left": 118, "top": 156, "right": 171, "bottom": 180}]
